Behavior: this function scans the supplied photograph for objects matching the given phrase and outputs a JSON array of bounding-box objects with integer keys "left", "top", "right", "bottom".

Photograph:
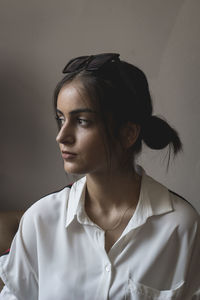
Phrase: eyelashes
[
  {"left": 77, "top": 118, "right": 91, "bottom": 126},
  {"left": 55, "top": 116, "right": 92, "bottom": 129},
  {"left": 55, "top": 116, "right": 64, "bottom": 129}
]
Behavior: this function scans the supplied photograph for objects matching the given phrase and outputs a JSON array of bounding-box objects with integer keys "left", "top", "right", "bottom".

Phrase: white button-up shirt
[{"left": 0, "top": 169, "right": 200, "bottom": 300}]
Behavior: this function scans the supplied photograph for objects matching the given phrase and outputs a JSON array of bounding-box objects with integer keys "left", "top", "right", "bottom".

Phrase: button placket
[{"left": 105, "top": 264, "right": 111, "bottom": 273}]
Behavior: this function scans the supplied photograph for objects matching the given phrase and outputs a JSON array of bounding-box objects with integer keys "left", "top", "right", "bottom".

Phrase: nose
[{"left": 56, "top": 122, "right": 75, "bottom": 145}]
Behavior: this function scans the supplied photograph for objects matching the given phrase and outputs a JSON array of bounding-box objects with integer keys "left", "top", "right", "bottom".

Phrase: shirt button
[{"left": 105, "top": 264, "right": 111, "bottom": 272}]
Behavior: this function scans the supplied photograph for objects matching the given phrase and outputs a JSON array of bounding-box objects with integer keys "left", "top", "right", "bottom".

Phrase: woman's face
[{"left": 56, "top": 82, "right": 111, "bottom": 175}]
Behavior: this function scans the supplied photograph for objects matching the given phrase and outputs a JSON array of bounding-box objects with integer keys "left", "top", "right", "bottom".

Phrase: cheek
[{"left": 80, "top": 131, "right": 107, "bottom": 157}]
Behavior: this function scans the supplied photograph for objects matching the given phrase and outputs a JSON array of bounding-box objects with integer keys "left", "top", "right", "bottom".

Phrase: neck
[{"left": 85, "top": 167, "right": 141, "bottom": 213}]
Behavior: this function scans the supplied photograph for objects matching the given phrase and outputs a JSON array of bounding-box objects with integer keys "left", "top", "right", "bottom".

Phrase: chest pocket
[{"left": 125, "top": 278, "right": 185, "bottom": 300}]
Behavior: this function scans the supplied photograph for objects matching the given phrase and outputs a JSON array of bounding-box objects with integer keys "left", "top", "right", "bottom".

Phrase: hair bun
[{"left": 142, "top": 116, "right": 182, "bottom": 153}]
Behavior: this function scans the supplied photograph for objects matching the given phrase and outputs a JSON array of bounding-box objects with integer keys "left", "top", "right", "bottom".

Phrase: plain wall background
[{"left": 1, "top": 0, "right": 200, "bottom": 212}]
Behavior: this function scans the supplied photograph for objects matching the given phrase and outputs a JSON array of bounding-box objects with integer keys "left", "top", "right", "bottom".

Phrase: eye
[
  {"left": 55, "top": 116, "right": 65, "bottom": 129},
  {"left": 77, "top": 118, "right": 91, "bottom": 126}
]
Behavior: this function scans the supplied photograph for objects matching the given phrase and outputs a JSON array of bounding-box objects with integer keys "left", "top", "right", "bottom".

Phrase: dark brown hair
[{"left": 54, "top": 57, "right": 182, "bottom": 164}]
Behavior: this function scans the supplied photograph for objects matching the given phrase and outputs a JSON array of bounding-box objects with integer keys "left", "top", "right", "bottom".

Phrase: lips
[{"left": 61, "top": 151, "right": 77, "bottom": 159}]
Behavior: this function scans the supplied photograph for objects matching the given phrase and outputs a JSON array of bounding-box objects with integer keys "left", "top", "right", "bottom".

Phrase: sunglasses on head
[{"left": 62, "top": 53, "right": 120, "bottom": 74}]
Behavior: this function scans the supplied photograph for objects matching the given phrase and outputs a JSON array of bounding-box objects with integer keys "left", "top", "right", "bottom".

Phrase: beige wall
[{"left": 1, "top": 0, "right": 200, "bottom": 212}]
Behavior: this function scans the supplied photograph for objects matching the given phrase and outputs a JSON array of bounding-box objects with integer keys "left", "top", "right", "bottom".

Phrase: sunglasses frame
[{"left": 62, "top": 53, "right": 120, "bottom": 74}]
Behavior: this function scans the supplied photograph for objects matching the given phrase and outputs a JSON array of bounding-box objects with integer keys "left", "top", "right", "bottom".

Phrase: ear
[{"left": 120, "top": 122, "right": 141, "bottom": 149}]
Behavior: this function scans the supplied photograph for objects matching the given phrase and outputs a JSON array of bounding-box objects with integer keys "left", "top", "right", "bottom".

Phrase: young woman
[{"left": 0, "top": 53, "right": 199, "bottom": 299}]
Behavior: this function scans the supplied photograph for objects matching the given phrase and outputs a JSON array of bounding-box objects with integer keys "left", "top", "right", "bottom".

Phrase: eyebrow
[{"left": 56, "top": 108, "right": 97, "bottom": 115}]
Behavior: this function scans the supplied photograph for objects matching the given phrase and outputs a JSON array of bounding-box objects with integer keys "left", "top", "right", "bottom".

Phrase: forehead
[{"left": 57, "top": 82, "right": 95, "bottom": 112}]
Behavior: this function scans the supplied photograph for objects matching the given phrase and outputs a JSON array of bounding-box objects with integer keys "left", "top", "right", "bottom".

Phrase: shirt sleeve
[
  {"left": 0, "top": 210, "right": 38, "bottom": 300},
  {"left": 170, "top": 193, "right": 200, "bottom": 299},
  {"left": 0, "top": 285, "right": 18, "bottom": 300},
  {"left": 185, "top": 217, "right": 200, "bottom": 299}
]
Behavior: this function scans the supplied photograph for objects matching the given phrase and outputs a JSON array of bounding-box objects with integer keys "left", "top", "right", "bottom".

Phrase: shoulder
[
  {"left": 144, "top": 172, "right": 199, "bottom": 235},
  {"left": 19, "top": 185, "right": 73, "bottom": 237},
  {"left": 168, "top": 190, "right": 200, "bottom": 233},
  {"left": 24, "top": 184, "right": 72, "bottom": 217},
  {"left": 19, "top": 176, "right": 86, "bottom": 231}
]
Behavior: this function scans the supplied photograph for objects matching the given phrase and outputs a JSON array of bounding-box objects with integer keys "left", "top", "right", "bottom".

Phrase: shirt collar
[
  {"left": 126, "top": 167, "right": 173, "bottom": 231},
  {"left": 65, "top": 167, "right": 173, "bottom": 229},
  {"left": 65, "top": 176, "right": 87, "bottom": 228}
]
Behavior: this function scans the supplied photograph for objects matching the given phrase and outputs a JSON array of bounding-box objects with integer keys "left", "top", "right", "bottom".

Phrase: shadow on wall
[{"left": 0, "top": 58, "right": 46, "bottom": 210}]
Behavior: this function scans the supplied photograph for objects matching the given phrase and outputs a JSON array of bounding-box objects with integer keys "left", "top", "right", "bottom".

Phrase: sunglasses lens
[
  {"left": 62, "top": 56, "right": 90, "bottom": 73},
  {"left": 62, "top": 53, "right": 120, "bottom": 74}
]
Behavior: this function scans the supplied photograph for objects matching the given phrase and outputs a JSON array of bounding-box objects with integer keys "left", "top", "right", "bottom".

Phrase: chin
[
  {"left": 63, "top": 160, "right": 106, "bottom": 176},
  {"left": 63, "top": 163, "right": 88, "bottom": 176}
]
